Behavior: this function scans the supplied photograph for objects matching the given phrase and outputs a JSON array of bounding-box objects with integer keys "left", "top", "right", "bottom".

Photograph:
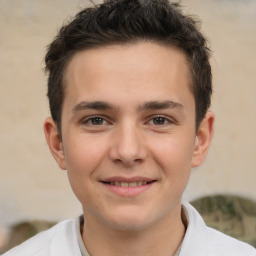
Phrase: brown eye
[
  {"left": 152, "top": 116, "right": 168, "bottom": 125},
  {"left": 83, "top": 116, "right": 108, "bottom": 126},
  {"left": 90, "top": 117, "right": 104, "bottom": 125}
]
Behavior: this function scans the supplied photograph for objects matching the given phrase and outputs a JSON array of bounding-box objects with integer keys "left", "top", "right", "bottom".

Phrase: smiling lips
[
  {"left": 104, "top": 181, "right": 152, "bottom": 187},
  {"left": 101, "top": 178, "right": 156, "bottom": 196}
]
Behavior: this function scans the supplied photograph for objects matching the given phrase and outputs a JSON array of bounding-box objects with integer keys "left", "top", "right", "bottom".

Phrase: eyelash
[
  {"left": 147, "top": 115, "right": 174, "bottom": 126},
  {"left": 81, "top": 115, "right": 110, "bottom": 126},
  {"left": 81, "top": 115, "right": 174, "bottom": 126}
]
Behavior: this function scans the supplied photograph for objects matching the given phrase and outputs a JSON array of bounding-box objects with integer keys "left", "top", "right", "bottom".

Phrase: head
[
  {"left": 43, "top": 0, "right": 214, "bottom": 234},
  {"left": 45, "top": 0, "right": 212, "bottom": 136}
]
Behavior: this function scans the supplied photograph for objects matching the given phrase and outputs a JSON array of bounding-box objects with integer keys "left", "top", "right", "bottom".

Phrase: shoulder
[
  {"left": 181, "top": 202, "right": 256, "bottom": 256},
  {"left": 2, "top": 219, "right": 80, "bottom": 256},
  {"left": 206, "top": 226, "right": 256, "bottom": 256}
]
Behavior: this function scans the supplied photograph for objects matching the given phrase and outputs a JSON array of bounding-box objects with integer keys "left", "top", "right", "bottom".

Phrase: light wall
[{"left": 0, "top": 0, "right": 256, "bottom": 227}]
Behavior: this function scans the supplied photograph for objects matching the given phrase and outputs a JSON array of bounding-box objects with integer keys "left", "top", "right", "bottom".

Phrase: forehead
[{"left": 63, "top": 42, "right": 194, "bottom": 110}]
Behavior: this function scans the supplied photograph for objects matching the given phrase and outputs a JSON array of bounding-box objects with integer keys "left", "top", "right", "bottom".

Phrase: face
[{"left": 45, "top": 42, "right": 214, "bottom": 231}]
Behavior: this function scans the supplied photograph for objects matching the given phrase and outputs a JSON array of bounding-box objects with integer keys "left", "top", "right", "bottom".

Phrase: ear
[
  {"left": 191, "top": 111, "right": 215, "bottom": 167},
  {"left": 44, "top": 117, "right": 66, "bottom": 170}
]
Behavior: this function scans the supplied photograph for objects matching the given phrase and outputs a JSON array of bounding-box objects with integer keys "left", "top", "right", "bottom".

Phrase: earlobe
[
  {"left": 44, "top": 117, "right": 67, "bottom": 170},
  {"left": 191, "top": 111, "right": 215, "bottom": 167}
]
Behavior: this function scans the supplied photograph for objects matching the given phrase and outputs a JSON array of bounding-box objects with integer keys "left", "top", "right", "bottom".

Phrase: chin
[
  {"left": 105, "top": 210, "right": 156, "bottom": 231},
  {"left": 110, "top": 219, "right": 150, "bottom": 231}
]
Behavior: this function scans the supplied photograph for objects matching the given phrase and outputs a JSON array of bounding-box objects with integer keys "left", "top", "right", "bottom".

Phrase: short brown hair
[{"left": 45, "top": 0, "right": 212, "bottom": 134}]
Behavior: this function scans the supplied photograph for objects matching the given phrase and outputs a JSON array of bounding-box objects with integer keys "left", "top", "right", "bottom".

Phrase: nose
[{"left": 108, "top": 121, "right": 147, "bottom": 167}]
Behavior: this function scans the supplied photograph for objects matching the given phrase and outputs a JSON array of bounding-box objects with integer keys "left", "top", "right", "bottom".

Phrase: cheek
[
  {"left": 63, "top": 135, "right": 108, "bottom": 197},
  {"left": 63, "top": 136, "right": 109, "bottom": 208},
  {"left": 64, "top": 134, "right": 107, "bottom": 173},
  {"left": 150, "top": 135, "right": 195, "bottom": 176}
]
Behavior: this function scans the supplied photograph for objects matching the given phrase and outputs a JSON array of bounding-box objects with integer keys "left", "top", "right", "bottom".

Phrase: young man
[{"left": 4, "top": 0, "right": 256, "bottom": 255}]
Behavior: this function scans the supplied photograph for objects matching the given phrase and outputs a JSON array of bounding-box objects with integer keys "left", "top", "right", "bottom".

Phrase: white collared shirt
[{"left": 3, "top": 202, "right": 256, "bottom": 256}]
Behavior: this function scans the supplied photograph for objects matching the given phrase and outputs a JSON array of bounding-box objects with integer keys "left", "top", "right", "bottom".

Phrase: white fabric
[
  {"left": 3, "top": 202, "right": 256, "bottom": 256},
  {"left": 180, "top": 202, "right": 256, "bottom": 256},
  {"left": 75, "top": 217, "right": 89, "bottom": 256},
  {"left": 2, "top": 220, "right": 82, "bottom": 256}
]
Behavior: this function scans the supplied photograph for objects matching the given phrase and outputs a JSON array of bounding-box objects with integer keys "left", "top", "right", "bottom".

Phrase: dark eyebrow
[
  {"left": 138, "top": 100, "right": 184, "bottom": 111},
  {"left": 72, "top": 101, "right": 114, "bottom": 112},
  {"left": 72, "top": 100, "right": 183, "bottom": 113}
]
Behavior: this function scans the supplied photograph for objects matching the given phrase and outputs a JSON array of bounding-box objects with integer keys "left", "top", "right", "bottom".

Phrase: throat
[{"left": 80, "top": 206, "right": 186, "bottom": 256}]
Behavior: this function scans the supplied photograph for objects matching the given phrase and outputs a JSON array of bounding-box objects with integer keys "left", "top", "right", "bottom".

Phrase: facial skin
[{"left": 44, "top": 42, "right": 214, "bottom": 255}]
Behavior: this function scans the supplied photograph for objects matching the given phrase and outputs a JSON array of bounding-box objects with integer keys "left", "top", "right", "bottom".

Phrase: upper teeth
[{"left": 109, "top": 181, "right": 148, "bottom": 187}]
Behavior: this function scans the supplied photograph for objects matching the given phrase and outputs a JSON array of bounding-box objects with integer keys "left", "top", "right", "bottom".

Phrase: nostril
[
  {"left": 112, "top": 157, "right": 143, "bottom": 166},
  {"left": 114, "top": 159, "right": 123, "bottom": 164}
]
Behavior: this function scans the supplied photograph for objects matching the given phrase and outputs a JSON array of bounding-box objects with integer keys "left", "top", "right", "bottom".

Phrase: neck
[{"left": 82, "top": 205, "right": 186, "bottom": 256}]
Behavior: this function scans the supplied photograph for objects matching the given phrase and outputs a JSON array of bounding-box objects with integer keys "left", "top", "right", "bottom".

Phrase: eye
[
  {"left": 148, "top": 116, "right": 172, "bottom": 126},
  {"left": 83, "top": 116, "right": 109, "bottom": 126}
]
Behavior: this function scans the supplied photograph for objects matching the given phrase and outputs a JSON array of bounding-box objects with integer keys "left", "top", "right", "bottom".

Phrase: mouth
[
  {"left": 101, "top": 180, "right": 156, "bottom": 187},
  {"left": 100, "top": 177, "right": 157, "bottom": 196}
]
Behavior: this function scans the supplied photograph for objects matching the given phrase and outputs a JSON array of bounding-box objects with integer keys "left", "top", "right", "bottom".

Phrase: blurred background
[{"left": 0, "top": 0, "right": 256, "bottom": 250}]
